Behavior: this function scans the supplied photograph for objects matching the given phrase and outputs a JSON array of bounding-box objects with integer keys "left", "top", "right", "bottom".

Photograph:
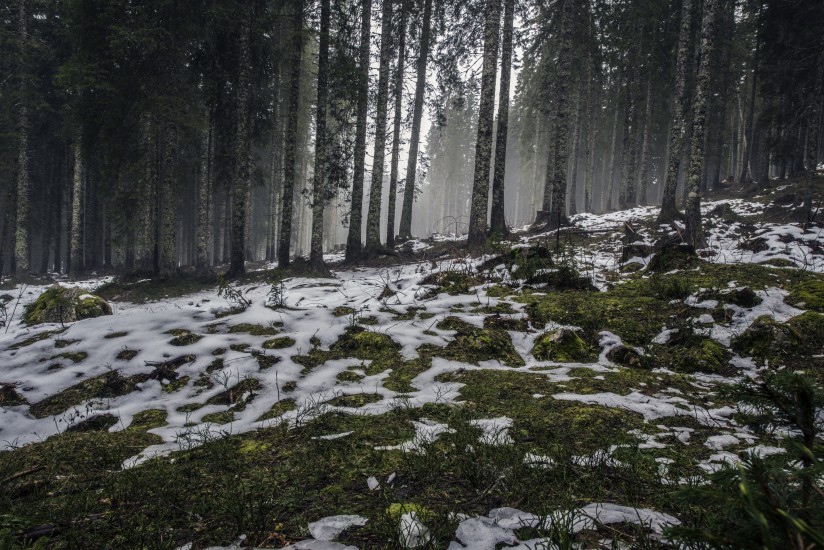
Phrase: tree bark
[
  {"left": 309, "top": 0, "right": 331, "bottom": 269},
  {"left": 398, "top": 0, "right": 433, "bottom": 242},
  {"left": 684, "top": 0, "right": 718, "bottom": 249},
  {"left": 637, "top": 80, "right": 653, "bottom": 206},
  {"left": 158, "top": 124, "right": 178, "bottom": 277},
  {"left": 603, "top": 101, "right": 620, "bottom": 212},
  {"left": 196, "top": 110, "right": 212, "bottom": 274},
  {"left": 658, "top": 0, "right": 693, "bottom": 223},
  {"left": 364, "top": 0, "right": 394, "bottom": 253},
  {"left": 739, "top": 23, "right": 760, "bottom": 185},
  {"left": 547, "top": 0, "right": 576, "bottom": 229},
  {"left": 386, "top": 0, "right": 408, "bottom": 248},
  {"left": 345, "top": 0, "right": 373, "bottom": 260},
  {"left": 228, "top": 9, "right": 253, "bottom": 278},
  {"left": 14, "top": 0, "right": 30, "bottom": 277},
  {"left": 467, "top": 0, "right": 502, "bottom": 248},
  {"left": 489, "top": 0, "right": 515, "bottom": 238},
  {"left": 69, "top": 140, "right": 84, "bottom": 278},
  {"left": 278, "top": 0, "right": 305, "bottom": 268}
]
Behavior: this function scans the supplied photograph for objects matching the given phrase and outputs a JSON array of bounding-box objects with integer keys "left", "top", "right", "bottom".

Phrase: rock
[
  {"left": 727, "top": 287, "right": 762, "bottom": 308},
  {"left": 606, "top": 345, "right": 651, "bottom": 369},
  {"left": 731, "top": 315, "right": 798, "bottom": 360},
  {"left": 531, "top": 328, "right": 594, "bottom": 362},
  {"left": 23, "top": 285, "right": 112, "bottom": 326}
]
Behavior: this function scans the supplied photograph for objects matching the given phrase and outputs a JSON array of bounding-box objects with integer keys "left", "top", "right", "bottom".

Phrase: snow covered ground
[{"left": 2, "top": 194, "right": 822, "bottom": 548}]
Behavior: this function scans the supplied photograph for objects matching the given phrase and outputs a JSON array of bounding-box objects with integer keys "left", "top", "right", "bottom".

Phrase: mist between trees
[{"left": 1, "top": 0, "right": 822, "bottom": 277}]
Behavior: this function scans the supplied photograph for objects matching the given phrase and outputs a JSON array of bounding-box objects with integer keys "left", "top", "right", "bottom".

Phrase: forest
[
  {"left": 1, "top": 0, "right": 824, "bottom": 548},
  {"left": 0, "top": 0, "right": 820, "bottom": 276}
]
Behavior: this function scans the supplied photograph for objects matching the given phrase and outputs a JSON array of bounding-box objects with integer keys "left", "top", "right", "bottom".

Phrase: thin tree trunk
[
  {"left": 345, "top": 0, "right": 373, "bottom": 259},
  {"left": 569, "top": 77, "right": 585, "bottom": 217},
  {"left": 364, "top": 0, "right": 394, "bottom": 253},
  {"left": 196, "top": 110, "right": 212, "bottom": 274},
  {"left": 386, "top": 0, "right": 408, "bottom": 248},
  {"left": 278, "top": 0, "right": 305, "bottom": 268},
  {"left": 398, "top": 0, "right": 433, "bottom": 241},
  {"left": 228, "top": 9, "right": 253, "bottom": 277},
  {"left": 69, "top": 140, "right": 84, "bottom": 278},
  {"left": 739, "top": 13, "right": 761, "bottom": 185},
  {"left": 584, "top": 67, "right": 598, "bottom": 213},
  {"left": 637, "top": 81, "right": 654, "bottom": 206},
  {"left": 467, "top": 0, "right": 502, "bottom": 248},
  {"left": 658, "top": 0, "right": 693, "bottom": 223},
  {"left": 490, "top": 0, "right": 514, "bottom": 237},
  {"left": 546, "top": 0, "right": 576, "bottom": 230},
  {"left": 603, "top": 102, "right": 620, "bottom": 212},
  {"left": 14, "top": 0, "right": 30, "bottom": 277},
  {"left": 159, "top": 124, "right": 178, "bottom": 277},
  {"left": 309, "top": 0, "right": 331, "bottom": 269},
  {"left": 684, "top": 0, "right": 718, "bottom": 248}
]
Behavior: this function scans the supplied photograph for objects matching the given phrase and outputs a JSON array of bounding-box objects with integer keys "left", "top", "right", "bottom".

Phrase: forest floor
[{"left": 1, "top": 177, "right": 823, "bottom": 549}]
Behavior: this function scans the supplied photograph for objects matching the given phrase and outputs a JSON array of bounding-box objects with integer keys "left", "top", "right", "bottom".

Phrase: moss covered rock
[
  {"left": 531, "top": 328, "right": 594, "bottom": 362},
  {"left": 731, "top": 315, "right": 799, "bottom": 360},
  {"left": 787, "top": 280, "right": 824, "bottom": 312},
  {"left": 786, "top": 311, "right": 824, "bottom": 354},
  {"left": 649, "top": 337, "right": 733, "bottom": 375},
  {"left": 435, "top": 318, "right": 524, "bottom": 367},
  {"left": 606, "top": 345, "right": 651, "bottom": 369},
  {"left": 23, "top": 285, "right": 112, "bottom": 326}
]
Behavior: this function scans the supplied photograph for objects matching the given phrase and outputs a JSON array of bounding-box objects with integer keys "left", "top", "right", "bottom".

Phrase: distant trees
[{"left": 0, "top": 0, "right": 821, "bottom": 278}]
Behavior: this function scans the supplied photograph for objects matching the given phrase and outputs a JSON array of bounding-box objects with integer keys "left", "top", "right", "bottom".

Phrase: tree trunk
[
  {"left": 684, "top": 0, "right": 718, "bottom": 249},
  {"left": 489, "top": 0, "right": 515, "bottom": 237},
  {"left": 386, "top": 0, "right": 408, "bottom": 248},
  {"left": 739, "top": 14, "right": 761, "bottom": 185},
  {"left": 309, "top": 0, "right": 331, "bottom": 269},
  {"left": 603, "top": 102, "right": 620, "bottom": 212},
  {"left": 345, "top": 0, "right": 373, "bottom": 260},
  {"left": 69, "top": 140, "right": 84, "bottom": 278},
  {"left": 467, "top": 0, "right": 502, "bottom": 248},
  {"left": 278, "top": 0, "right": 305, "bottom": 268},
  {"left": 14, "top": 0, "right": 30, "bottom": 277},
  {"left": 569, "top": 77, "right": 585, "bottom": 217},
  {"left": 398, "top": 0, "right": 433, "bottom": 241},
  {"left": 196, "top": 110, "right": 212, "bottom": 274},
  {"left": 364, "top": 0, "right": 394, "bottom": 253},
  {"left": 637, "top": 80, "right": 654, "bottom": 206},
  {"left": 159, "top": 124, "right": 178, "bottom": 277},
  {"left": 658, "top": 0, "right": 693, "bottom": 223},
  {"left": 584, "top": 65, "right": 598, "bottom": 213},
  {"left": 545, "top": 0, "right": 577, "bottom": 230},
  {"left": 228, "top": 9, "right": 253, "bottom": 278}
]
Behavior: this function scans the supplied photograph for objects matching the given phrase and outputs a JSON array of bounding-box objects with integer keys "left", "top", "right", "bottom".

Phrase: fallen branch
[{"left": 1, "top": 464, "right": 45, "bottom": 484}]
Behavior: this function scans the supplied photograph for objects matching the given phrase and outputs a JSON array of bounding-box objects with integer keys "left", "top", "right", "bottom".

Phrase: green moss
[
  {"left": 531, "top": 328, "right": 595, "bottom": 362},
  {"left": 731, "top": 315, "right": 799, "bottom": 360},
  {"left": 257, "top": 354, "right": 281, "bottom": 370},
  {"left": 103, "top": 331, "right": 129, "bottom": 339},
  {"left": 54, "top": 351, "right": 88, "bottom": 363},
  {"left": 228, "top": 323, "right": 280, "bottom": 336},
  {"left": 649, "top": 337, "right": 733, "bottom": 375},
  {"left": 337, "top": 370, "right": 365, "bottom": 383},
  {"left": 331, "top": 327, "right": 401, "bottom": 360},
  {"left": 787, "top": 280, "right": 824, "bottom": 312},
  {"left": 166, "top": 329, "right": 203, "bottom": 346},
  {"left": 262, "top": 336, "right": 297, "bottom": 349},
  {"left": 55, "top": 339, "right": 80, "bottom": 348},
  {"left": 0, "top": 383, "right": 27, "bottom": 406},
  {"left": 23, "top": 286, "right": 112, "bottom": 326},
  {"left": 230, "top": 343, "right": 250, "bottom": 352},
  {"left": 257, "top": 398, "right": 296, "bottom": 421},
  {"left": 326, "top": 393, "right": 381, "bottom": 408},
  {"left": 333, "top": 306, "right": 356, "bottom": 317},
  {"left": 130, "top": 409, "right": 168, "bottom": 430},
  {"left": 6, "top": 330, "right": 60, "bottom": 350},
  {"left": 202, "top": 411, "right": 235, "bottom": 424},
  {"left": 29, "top": 372, "right": 140, "bottom": 418},
  {"left": 434, "top": 317, "right": 524, "bottom": 367},
  {"left": 162, "top": 376, "right": 190, "bottom": 393},
  {"left": 386, "top": 502, "right": 432, "bottom": 521},
  {"left": 420, "top": 271, "right": 481, "bottom": 296},
  {"left": 176, "top": 403, "right": 205, "bottom": 413},
  {"left": 787, "top": 311, "right": 824, "bottom": 353},
  {"left": 206, "top": 378, "right": 262, "bottom": 407},
  {"left": 116, "top": 348, "right": 139, "bottom": 361}
]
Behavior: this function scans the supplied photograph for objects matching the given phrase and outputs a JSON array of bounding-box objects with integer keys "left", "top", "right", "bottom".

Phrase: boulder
[
  {"left": 23, "top": 285, "right": 113, "bottom": 326},
  {"left": 531, "top": 328, "right": 594, "bottom": 362}
]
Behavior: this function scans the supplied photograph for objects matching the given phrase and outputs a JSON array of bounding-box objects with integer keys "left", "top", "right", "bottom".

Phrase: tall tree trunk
[
  {"left": 159, "top": 124, "right": 178, "bottom": 277},
  {"left": 467, "top": 0, "right": 502, "bottom": 248},
  {"left": 309, "top": 0, "right": 331, "bottom": 269},
  {"left": 386, "top": 0, "right": 408, "bottom": 248},
  {"left": 345, "top": 0, "right": 373, "bottom": 259},
  {"left": 14, "top": 0, "right": 30, "bottom": 277},
  {"left": 228, "top": 9, "right": 253, "bottom": 277},
  {"left": 364, "top": 0, "right": 394, "bottom": 253},
  {"left": 739, "top": 14, "right": 761, "bottom": 185},
  {"left": 637, "top": 80, "right": 654, "bottom": 206},
  {"left": 684, "top": 0, "right": 718, "bottom": 248},
  {"left": 603, "top": 101, "right": 620, "bottom": 212},
  {"left": 583, "top": 66, "right": 598, "bottom": 213},
  {"left": 490, "top": 0, "right": 515, "bottom": 237},
  {"left": 569, "top": 77, "right": 585, "bottom": 217},
  {"left": 278, "top": 0, "right": 305, "bottom": 268},
  {"left": 196, "top": 110, "right": 212, "bottom": 274},
  {"left": 658, "top": 0, "right": 693, "bottom": 223},
  {"left": 398, "top": 0, "right": 433, "bottom": 241},
  {"left": 69, "top": 139, "right": 84, "bottom": 277},
  {"left": 804, "top": 59, "right": 823, "bottom": 224},
  {"left": 545, "top": 0, "right": 576, "bottom": 230}
]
